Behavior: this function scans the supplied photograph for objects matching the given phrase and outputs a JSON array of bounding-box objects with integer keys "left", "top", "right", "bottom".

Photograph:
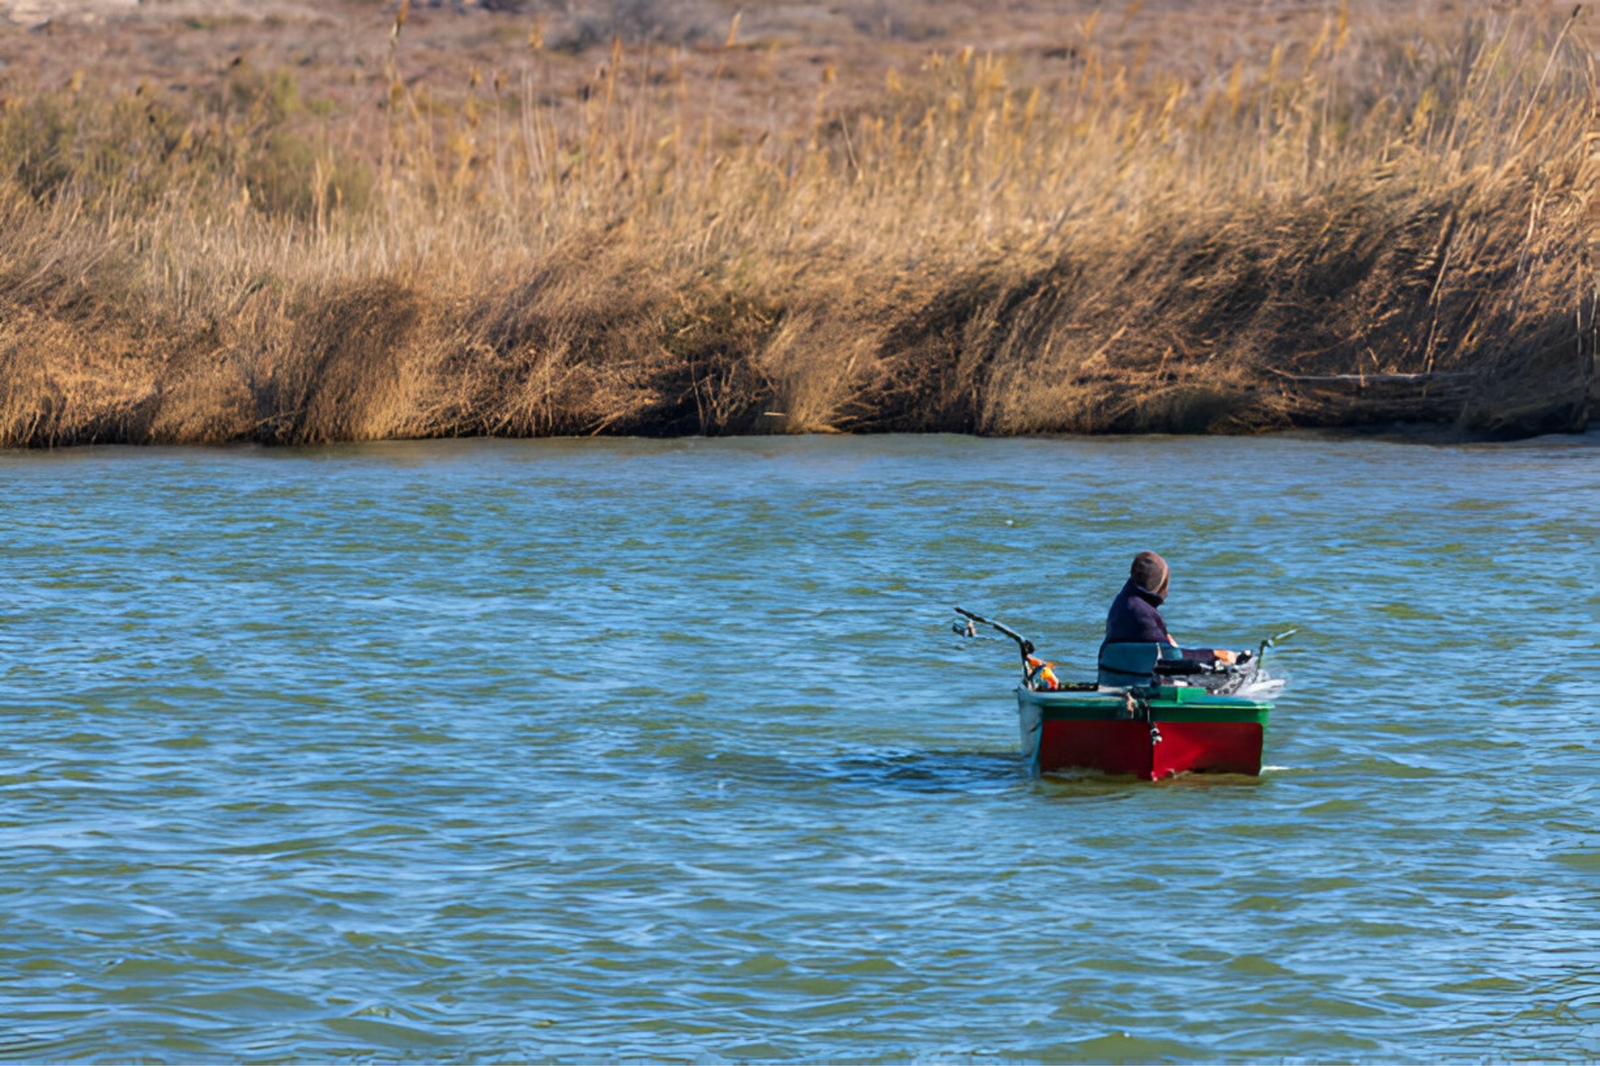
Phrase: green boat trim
[{"left": 1019, "top": 685, "right": 1272, "bottom": 725}]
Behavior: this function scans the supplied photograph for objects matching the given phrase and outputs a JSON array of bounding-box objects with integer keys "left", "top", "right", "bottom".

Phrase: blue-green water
[{"left": 1, "top": 432, "right": 1597, "bottom": 1063}]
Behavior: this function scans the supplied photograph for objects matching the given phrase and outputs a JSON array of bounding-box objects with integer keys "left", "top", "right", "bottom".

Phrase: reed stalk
[{"left": 0, "top": 0, "right": 1591, "bottom": 445}]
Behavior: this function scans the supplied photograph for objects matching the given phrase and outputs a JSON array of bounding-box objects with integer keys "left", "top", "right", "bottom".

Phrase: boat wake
[{"left": 1233, "top": 676, "right": 1287, "bottom": 700}]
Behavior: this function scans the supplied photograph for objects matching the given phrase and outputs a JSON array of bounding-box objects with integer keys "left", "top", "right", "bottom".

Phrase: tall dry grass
[{"left": 0, "top": 0, "right": 1593, "bottom": 446}]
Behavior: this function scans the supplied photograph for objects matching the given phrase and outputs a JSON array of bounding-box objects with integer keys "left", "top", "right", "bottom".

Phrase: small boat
[
  {"left": 1016, "top": 685, "right": 1272, "bottom": 779},
  {"left": 956, "top": 608, "right": 1292, "bottom": 781}
]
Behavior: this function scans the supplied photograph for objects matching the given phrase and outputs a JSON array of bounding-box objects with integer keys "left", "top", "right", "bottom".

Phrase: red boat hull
[{"left": 1036, "top": 719, "right": 1264, "bottom": 780}]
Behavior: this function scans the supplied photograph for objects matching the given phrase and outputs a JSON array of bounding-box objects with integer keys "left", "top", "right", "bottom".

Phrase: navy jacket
[{"left": 1103, "top": 577, "right": 1170, "bottom": 646}]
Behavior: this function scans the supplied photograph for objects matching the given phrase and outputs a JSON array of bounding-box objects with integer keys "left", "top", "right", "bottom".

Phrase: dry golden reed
[{"left": 0, "top": 0, "right": 1593, "bottom": 446}]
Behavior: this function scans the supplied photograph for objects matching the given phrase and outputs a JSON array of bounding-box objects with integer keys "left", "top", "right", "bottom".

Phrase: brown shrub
[{"left": 0, "top": 1, "right": 1590, "bottom": 446}]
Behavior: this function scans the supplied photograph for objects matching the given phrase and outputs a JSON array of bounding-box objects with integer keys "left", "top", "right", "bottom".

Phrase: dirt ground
[{"left": 0, "top": 0, "right": 1428, "bottom": 140}]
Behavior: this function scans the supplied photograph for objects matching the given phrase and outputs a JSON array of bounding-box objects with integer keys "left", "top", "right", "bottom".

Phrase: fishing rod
[
  {"left": 956, "top": 606, "right": 1160, "bottom": 740},
  {"left": 1256, "top": 628, "right": 1298, "bottom": 668},
  {"left": 953, "top": 606, "right": 1033, "bottom": 659},
  {"left": 954, "top": 606, "right": 1063, "bottom": 688}
]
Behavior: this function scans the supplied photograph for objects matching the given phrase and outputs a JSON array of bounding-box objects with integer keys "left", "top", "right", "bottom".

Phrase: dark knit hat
[{"left": 1131, "top": 551, "right": 1169, "bottom": 601}]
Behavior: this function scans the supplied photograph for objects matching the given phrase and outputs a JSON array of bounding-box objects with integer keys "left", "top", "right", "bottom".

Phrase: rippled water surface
[{"left": 2, "top": 432, "right": 1597, "bottom": 1063}]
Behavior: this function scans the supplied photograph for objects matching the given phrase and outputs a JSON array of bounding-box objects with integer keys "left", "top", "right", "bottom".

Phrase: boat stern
[{"left": 1016, "top": 685, "right": 1271, "bottom": 780}]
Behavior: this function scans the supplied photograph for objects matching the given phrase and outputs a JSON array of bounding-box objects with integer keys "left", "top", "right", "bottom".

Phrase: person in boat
[{"left": 1103, "top": 551, "right": 1237, "bottom": 665}]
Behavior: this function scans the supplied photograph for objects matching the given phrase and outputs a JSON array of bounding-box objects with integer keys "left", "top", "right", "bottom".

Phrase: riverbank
[{"left": 0, "top": 0, "right": 1593, "bottom": 445}]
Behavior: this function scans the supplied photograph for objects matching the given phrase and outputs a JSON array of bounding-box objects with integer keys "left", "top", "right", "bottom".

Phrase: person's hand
[{"left": 1213, "top": 649, "right": 1238, "bottom": 665}]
